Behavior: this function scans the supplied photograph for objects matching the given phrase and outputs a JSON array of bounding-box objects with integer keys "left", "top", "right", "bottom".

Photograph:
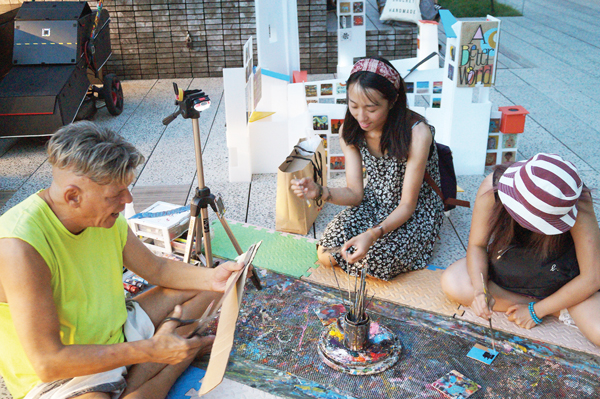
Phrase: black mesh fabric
[{"left": 225, "top": 270, "right": 600, "bottom": 398}]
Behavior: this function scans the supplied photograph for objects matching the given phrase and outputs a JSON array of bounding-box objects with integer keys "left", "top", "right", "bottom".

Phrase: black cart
[{"left": 0, "top": 1, "right": 123, "bottom": 138}]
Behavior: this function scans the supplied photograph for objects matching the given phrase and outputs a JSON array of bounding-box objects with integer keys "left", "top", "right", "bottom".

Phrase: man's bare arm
[
  {"left": 0, "top": 238, "right": 204, "bottom": 382},
  {"left": 122, "top": 227, "right": 243, "bottom": 293}
]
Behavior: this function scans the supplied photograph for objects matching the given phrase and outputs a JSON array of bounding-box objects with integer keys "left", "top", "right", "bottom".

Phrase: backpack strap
[{"left": 424, "top": 171, "right": 470, "bottom": 209}]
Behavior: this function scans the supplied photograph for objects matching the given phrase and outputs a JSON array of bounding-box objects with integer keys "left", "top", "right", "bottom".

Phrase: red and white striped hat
[{"left": 497, "top": 153, "right": 583, "bottom": 235}]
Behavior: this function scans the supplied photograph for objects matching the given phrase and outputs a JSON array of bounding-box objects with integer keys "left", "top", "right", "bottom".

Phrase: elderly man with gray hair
[{"left": 0, "top": 122, "right": 244, "bottom": 399}]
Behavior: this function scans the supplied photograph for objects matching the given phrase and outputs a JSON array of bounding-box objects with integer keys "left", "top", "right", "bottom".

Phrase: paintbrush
[
  {"left": 328, "top": 253, "right": 350, "bottom": 306},
  {"left": 480, "top": 273, "right": 496, "bottom": 352}
]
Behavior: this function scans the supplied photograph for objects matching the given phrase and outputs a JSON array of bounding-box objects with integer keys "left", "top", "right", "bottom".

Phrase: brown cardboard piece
[{"left": 198, "top": 244, "right": 257, "bottom": 395}]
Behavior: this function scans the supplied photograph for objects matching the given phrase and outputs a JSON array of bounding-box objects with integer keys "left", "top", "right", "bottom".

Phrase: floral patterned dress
[{"left": 318, "top": 122, "right": 444, "bottom": 280}]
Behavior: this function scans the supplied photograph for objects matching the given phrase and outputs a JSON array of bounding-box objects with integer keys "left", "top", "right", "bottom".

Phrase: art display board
[
  {"left": 255, "top": 0, "right": 300, "bottom": 80},
  {"left": 337, "top": 0, "right": 366, "bottom": 70},
  {"left": 307, "top": 101, "right": 347, "bottom": 180},
  {"left": 457, "top": 18, "right": 500, "bottom": 87},
  {"left": 486, "top": 110, "right": 518, "bottom": 166}
]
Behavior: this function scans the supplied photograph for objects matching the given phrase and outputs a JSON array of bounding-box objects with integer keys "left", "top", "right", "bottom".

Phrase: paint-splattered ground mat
[{"left": 206, "top": 269, "right": 600, "bottom": 399}]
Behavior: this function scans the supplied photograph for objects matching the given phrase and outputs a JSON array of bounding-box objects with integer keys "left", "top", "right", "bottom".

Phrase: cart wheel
[{"left": 102, "top": 74, "right": 124, "bottom": 116}]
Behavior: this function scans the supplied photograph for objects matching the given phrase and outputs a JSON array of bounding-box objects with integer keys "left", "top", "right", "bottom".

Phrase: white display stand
[
  {"left": 337, "top": 0, "right": 366, "bottom": 74},
  {"left": 255, "top": 0, "right": 300, "bottom": 80}
]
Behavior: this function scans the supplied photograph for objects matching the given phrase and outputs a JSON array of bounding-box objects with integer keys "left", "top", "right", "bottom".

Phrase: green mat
[{"left": 210, "top": 221, "right": 318, "bottom": 278}]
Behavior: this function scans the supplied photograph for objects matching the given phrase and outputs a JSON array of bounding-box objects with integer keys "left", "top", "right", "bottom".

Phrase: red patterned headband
[{"left": 350, "top": 58, "right": 401, "bottom": 91}]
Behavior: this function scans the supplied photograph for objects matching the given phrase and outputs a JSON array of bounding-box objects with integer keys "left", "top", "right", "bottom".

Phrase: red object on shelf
[
  {"left": 293, "top": 71, "right": 308, "bottom": 83},
  {"left": 498, "top": 105, "right": 529, "bottom": 134}
]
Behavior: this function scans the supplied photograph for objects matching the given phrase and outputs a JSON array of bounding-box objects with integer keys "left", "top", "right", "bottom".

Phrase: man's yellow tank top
[{"left": 0, "top": 192, "right": 128, "bottom": 399}]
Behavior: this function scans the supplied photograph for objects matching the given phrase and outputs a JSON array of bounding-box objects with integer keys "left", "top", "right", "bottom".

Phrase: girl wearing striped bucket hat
[{"left": 441, "top": 153, "right": 600, "bottom": 345}]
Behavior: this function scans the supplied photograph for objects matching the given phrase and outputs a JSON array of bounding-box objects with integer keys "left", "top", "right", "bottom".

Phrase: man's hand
[
  {"left": 149, "top": 305, "right": 207, "bottom": 364},
  {"left": 210, "top": 261, "right": 244, "bottom": 292},
  {"left": 506, "top": 304, "right": 537, "bottom": 329}
]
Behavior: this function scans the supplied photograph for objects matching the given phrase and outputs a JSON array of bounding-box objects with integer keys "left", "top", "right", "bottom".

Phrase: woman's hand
[
  {"left": 210, "top": 261, "right": 244, "bottom": 292},
  {"left": 291, "top": 177, "right": 319, "bottom": 200},
  {"left": 506, "top": 304, "right": 538, "bottom": 329},
  {"left": 341, "top": 232, "right": 375, "bottom": 263},
  {"left": 471, "top": 290, "right": 495, "bottom": 320},
  {"left": 149, "top": 305, "right": 206, "bottom": 364}
]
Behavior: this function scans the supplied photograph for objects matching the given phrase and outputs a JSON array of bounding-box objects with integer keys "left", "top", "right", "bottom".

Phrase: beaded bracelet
[{"left": 528, "top": 302, "right": 542, "bottom": 325}]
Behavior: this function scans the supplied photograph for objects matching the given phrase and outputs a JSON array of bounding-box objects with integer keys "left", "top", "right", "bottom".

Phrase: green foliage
[{"left": 438, "top": 0, "right": 522, "bottom": 18}]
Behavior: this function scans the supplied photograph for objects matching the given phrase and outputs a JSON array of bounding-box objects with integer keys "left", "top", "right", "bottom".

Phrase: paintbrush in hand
[{"left": 480, "top": 273, "right": 496, "bottom": 351}]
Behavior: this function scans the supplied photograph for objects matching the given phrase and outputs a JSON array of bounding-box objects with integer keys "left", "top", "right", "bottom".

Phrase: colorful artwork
[
  {"left": 432, "top": 98, "right": 441, "bottom": 108},
  {"left": 489, "top": 118, "right": 500, "bottom": 133},
  {"left": 318, "top": 134, "right": 328, "bottom": 150},
  {"left": 433, "top": 81, "right": 443, "bottom": 94},
  {"left": 448, "top": 64, "right": 454, "bottom": 81},
  {"left": 313, "top": 115, "right": 329, "bottom": 131},
  {"left": 320, "top": 83, "right": 333, "bottom": 96},
  {"left": 486, "top": 152, "right": 497, "bottom": 166},
  {"left": 502, "top": 134, "right": 517, "bottom": 148},
  {"left": 331, "top": 119, "right": 343, "bottom": 134},
  {"left": 467, "top": 344, "right": 499, "bottom": 365},
  {"left": 340, "top": 16, "right": 352, "bottom": 29},
  {"left": 458, "top": 21, "right": 500, "bottom": 87},
  {"left": 336, "top": 82, "right": 347, "bottom": 94},
  {"left": 487, "top": 135, "right": 499, "bottom": 150},
  {"left": 431, "top": 370, "right": 481, "bottom": 398},
  {"left": 502, "top": 151, "right": 516, "bottom": 163},
  {"left": 336, "top": 98, "right": 347, "bottom": 104},
  {"left": 306, "top": 99, "right": 318, "bottom": 104},
  {"left": 305, "top": 84, "right": 317, "bottom": 97},
  {"left": 319, "top": 98, "right": 335, "bottom": 104},
  {"left": 353, "top": 1, "right": 364, "bottom": 13},
  {"left": 450, "top": 45, "right": 455, "bottom": 61},
  {"left": 330, "top": 156, "right": 345, "bottom": 170},
  {"left": 353, "top": 16, "right": 363, "bottom": 26},
  {"left": 314, "top": 304, "right": 345, "bottom": 326},
  {"left": 416, "top": 81, "right": 429, "bottom": 94},
  {"left": 405, "top": 82, "right": 414, "bottom": 93},
  {"left": 340, "top": 2, "right": 351, "bottom": 13}
]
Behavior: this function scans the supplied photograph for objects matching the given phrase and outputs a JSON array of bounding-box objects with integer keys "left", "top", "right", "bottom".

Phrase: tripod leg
[
  {"left": 199, "top": 207, "right": 214, "bottom": 268},
  {"left": 217, "top": 214, "right": 262, "bottom": 290},
  {"left": 183, "top": 216, "right": 198, "bottom": 264}
]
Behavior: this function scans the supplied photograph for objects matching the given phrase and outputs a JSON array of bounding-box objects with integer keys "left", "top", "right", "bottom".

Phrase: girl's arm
[
  {"left": 291, "top": 129, "right": 364, "bottom": 207},
  {"left": 509, "top": 193, "right": 600, "bottom": 325},
  {"left": 342, "top": 122, "right": 433, "bottom": 262},
  {"left": 465, "top": 174, "right": 497, "bottom": 319}
]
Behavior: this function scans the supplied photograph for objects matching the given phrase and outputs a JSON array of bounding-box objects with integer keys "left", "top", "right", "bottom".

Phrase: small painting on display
[
  {"left": 336, "top": 98, "right": 347, "bottom": 104},
  {"left": 502, "top": 151, "right": 516, "bottom": 163},
  {"left": 305, "top": 84, "right": 317, "bottom": 97},
  {"left": 330, "top": 156, "right": 345, "bottom": 170},
  {"left": 319, "top": 98, "right": 335, "bottom": 104},
  {"left": 486, "top": 152, "right": 497, "bottom": 166},
  {"left": 432, "top": 98, "right": 441, "bottom": 108},
  {"left": 313, "top": 115, "right": 329, "bottom": 131},
  {"left": 320, "top": 83, "right": 333, "bottom": 96},
  {"left": 340, "top": 16, "right": 352, "bottom": 29},
  {"left": 353, "top": 16, "right": 364, "bottom": 26},
  {"left": 489, "top": 118, "right": 500, "bottom": 133},
  {"left": 405, "top": 82, "right": 414, "bottom": 93},
  {"left": 502, "top": 134, "right": 517, "bottom": 148},
  {"left": 319, "top": 134, "right": 328, "bottom": 150},
  {"left": 487, "top": 135, "right": 499, "bottom": 150},
  {"left": 340, "top": 2, "right": 351, "bottom": 13},
  {"left": 433, "top": 81, "right": 443, "bottom": 94},
  {"left": 331, "top": 119, "right": 343, "bottom": 134},
  {"left": 448, "top": 64, "right": 454, "bottom": 80},
  {"left": 416, "top": 81, "right": 429, "bottom": 94},
  {"left": 336, "top": 82, "right": 347, "bottom": 94},
  {"left": 353, "top": 1, "right": 364, "bottom": 13}
]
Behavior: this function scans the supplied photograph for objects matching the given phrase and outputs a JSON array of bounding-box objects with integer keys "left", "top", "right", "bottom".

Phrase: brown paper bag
[{"left": 275, "top": 137, "right": 327, "bottom": 235}]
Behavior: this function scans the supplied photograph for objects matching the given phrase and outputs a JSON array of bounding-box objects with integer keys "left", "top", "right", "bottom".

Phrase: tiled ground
[{"left": 1, "top": 0, "right": 600, "bottom": 396}]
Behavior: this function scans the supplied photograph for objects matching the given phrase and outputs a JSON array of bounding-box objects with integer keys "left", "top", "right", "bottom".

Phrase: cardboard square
[
  {"left": 431, "top": 370, "right": 481, "bottom": 398},
  {"left": 467, "top": 343, "right": 499, "bottom": 365}
]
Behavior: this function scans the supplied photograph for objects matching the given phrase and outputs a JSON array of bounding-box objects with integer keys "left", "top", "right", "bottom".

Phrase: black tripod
[{"left": 162, "top": 83, "right": 262, "bottom": 290}]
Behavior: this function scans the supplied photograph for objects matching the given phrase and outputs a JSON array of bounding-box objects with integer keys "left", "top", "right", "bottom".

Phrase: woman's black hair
[{"left": 342, "top": 57, "right": 417, "bottom": 160}]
